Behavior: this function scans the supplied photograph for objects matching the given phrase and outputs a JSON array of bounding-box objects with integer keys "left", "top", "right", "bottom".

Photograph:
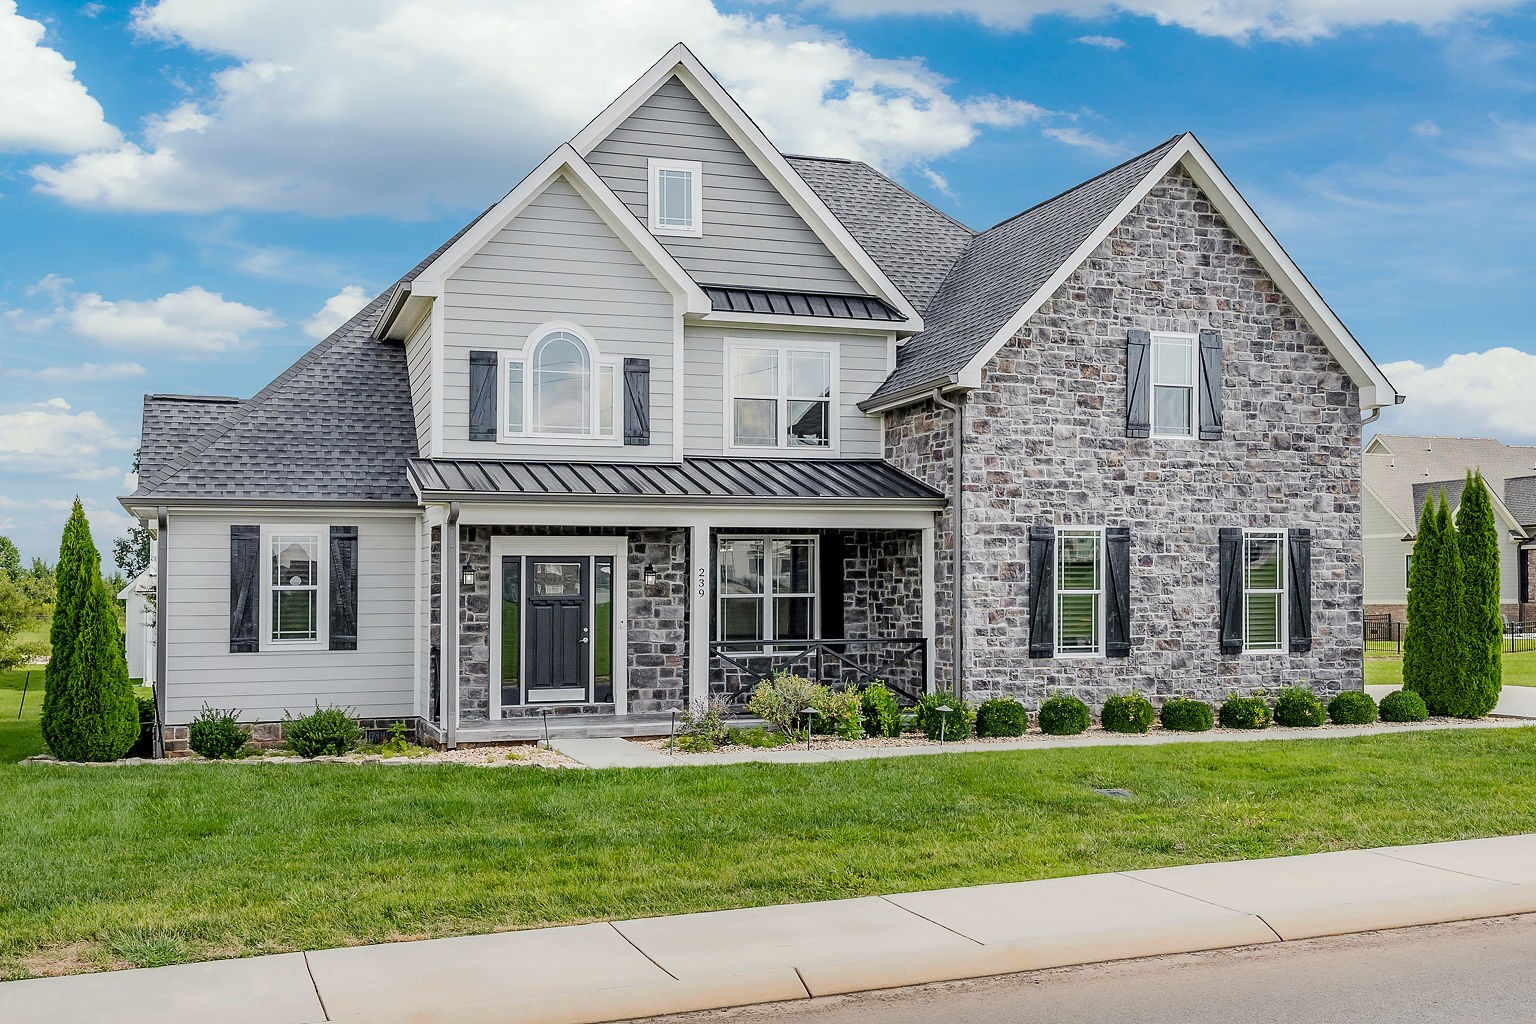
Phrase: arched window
[{"left": 501, "top": 325, "right": 616, "bottom": 440}]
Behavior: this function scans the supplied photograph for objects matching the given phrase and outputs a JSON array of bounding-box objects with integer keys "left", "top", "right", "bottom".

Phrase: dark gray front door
[{"left": 524, "top": 558, "right": 590, "bottom": 702}]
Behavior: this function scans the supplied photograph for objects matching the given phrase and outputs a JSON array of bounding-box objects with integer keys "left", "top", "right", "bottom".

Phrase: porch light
[
  {"left": 459, "top": 563, "right": 476, "bottom": 588},
  {"left": 643, "top": 565, "right": 659, "bottom": 587}
]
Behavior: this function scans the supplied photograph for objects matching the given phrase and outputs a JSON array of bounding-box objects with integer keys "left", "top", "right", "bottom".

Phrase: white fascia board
[
  {"left": 409, "top": 144, "right": 710, "bottom": 314},
  {"left": 1488, "top": 488, "right": 1529, "bottom": 539},
  {"left": 690, "top": 310, "right": 914, "bottom": 335},
  {"left": 569, "top": 44, "right": 924, "bottom": 330},
  {"left": 1363, "top": 480, "right": 1414, "bottom": 536}
]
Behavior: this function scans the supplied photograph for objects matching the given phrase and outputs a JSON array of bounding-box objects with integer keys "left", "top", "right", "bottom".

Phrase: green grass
[
  {"left": 1365, "top": 650, "right": 1536, "bottom": 687},
  {"left": 2, "top": 725, "right": 1536, "bottom": 979},
  {"left": 0, "top": 687, "right": 46, "bottom": 762}
]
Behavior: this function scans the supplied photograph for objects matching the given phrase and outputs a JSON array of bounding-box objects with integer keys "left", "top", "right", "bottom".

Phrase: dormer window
[{"left": 648, "top": 158, "right": 703, "bottom": 237}]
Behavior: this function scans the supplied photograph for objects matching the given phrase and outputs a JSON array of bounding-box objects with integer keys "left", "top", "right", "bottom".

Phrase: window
[
  {"left": 648, "top": 158, "right": 703, "bottom": 236},
  {"left": 1243, "top": 530, "right": 1286, "bottom": 652},
  {"left": 718, "top": 536, "right": 818, "bottom": 644},
  {"left": 728, "top": 343, "right": 835, "bottom": 450},
  {"left": 267, "top": 530, "right": 325, "bottom": 645},
  {"left": 1151, "top": 331, "right": 1196, "bottom": 437},
  {"left": 1056, "top": 529, "right": 1103, "bottom": 656},
  {"left": 500, "top": 327, "right": 617, "bottom": 441}
]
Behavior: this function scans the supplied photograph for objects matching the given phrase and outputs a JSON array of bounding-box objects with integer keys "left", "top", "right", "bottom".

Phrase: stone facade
[
  {"left": 888, "top": 168, "right": 1365, "bottom": 708},
  {"left": 160, "top": 717, "right": 417, "bottom": 758}
]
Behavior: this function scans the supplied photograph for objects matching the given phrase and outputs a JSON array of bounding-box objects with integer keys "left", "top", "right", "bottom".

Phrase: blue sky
[{"left": 1, "top": 0, "right": 1534, "bottom": 562}]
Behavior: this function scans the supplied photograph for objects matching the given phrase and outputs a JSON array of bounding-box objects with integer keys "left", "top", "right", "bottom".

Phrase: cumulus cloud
[
  {"left": 3, "top": 361, "right": 147, "bottom": 382},
  {"left": 1379, "top": 348, "right": 1536, "bottom": 442},
  {"left": 0, "top": 0, "right": 119, "bottom": 153},
  {"left": 58, "top": 286, "right": 281, "bottom": 354},
  {"left": 303, "top": 285, "right": 370, "bottom": 340},
  {"left": 1074, "top": 34, "right": 1127, "bottom": 48},
  {"left": 0, "top": 398, "right": 134, "bottom": 480},
  {"left": 30, "top": 0, "right": 1045, "bottom": 215}
]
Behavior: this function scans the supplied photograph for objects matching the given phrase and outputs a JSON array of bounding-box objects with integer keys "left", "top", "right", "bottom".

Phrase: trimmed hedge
[
  {"left": 1037, "top": 694, "right": 1091, "bottom": 736},
  {"left": 1159, "top": 697, "right": 1214, "bottom": 732},
  {"left": 1273, "top": 687, "right": 1326, "bottom": 728},
  {"left": 1218, "top": 694, "right": 1271, "bottom": 730},
  {"left": 1100, "top": 692, "right": 1154, "bottom": 734},
  {"left": 1379, "top": 689, "right": 1430, "bottom": 723},
  {"left": 1327, "top": 690, "right": 1379, "bottom": 725},
  {"left": 975, "top": 698, "right": 1028, "bottom": 738},
  {"left": 915, "top": 691, "right": 974, "bottom": 742},
  {"left": 283, "top": 706, "right": 362, "bottom": 758}
]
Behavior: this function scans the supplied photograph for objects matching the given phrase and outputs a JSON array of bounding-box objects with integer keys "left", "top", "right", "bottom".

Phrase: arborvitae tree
[
  {"left": 1420, "top": 493, "right": 1466, "bottom": 716},
  {"left": 1454, "top": 470, "right": 1503, "bottom": 717},
  {"left": 40, "top": 500, "right": 138, "bottom": 761},
  {"left": 1402, "top": 494, "right": 1441, "bottom": 699}
]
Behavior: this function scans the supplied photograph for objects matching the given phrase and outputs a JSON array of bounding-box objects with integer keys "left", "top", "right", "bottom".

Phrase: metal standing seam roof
[
  {"left": 703, "top": 286, "right": 901, "bottom": 321},
  {"left": 407, "top": 457, "right": 946, "bottom": 505}
]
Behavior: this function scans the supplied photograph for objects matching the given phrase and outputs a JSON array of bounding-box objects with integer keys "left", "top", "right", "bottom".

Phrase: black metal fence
[
  {"left": 711, "top": 637, "right": 928, "bottom": 707},
  {"left": 1364, "top": 613, "right": 1536, "bottom": 655}
]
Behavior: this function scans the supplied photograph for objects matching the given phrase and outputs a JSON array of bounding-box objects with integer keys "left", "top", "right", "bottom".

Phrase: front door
[{"left": 524, "top": 558, "right": 589, "bottom": 703}]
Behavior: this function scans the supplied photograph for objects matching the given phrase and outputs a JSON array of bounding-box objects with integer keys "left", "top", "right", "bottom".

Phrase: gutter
[
  {"left": 858, "top": 374, "right": 960, "bottom": 415},
  {"left": 929, "top": 388, "right": 965, "bottom": 700}
]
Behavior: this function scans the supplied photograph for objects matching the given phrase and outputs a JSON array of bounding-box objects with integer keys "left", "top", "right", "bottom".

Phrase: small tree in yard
[
  {"left": 1402, "top": 494, "right": 1441, "bottom": 698},
  {"left": 1454, "top": 470, "right": 1502, "bottom": 718},
  {"left": 40, "top": 500, "right": 139, "bottom": 761},
  {"left": 1418, "top": 494, "right": 1467, "bottom": 717}
]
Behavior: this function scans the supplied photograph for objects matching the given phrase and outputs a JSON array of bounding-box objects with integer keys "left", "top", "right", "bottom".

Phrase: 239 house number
[{"left": 696, "top": 566, "right": 707, "bottom": 599}]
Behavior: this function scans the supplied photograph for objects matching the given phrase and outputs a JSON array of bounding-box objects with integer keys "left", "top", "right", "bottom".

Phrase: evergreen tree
[
  {"left": 40, "top": 499, "right": 138, "bottom": 761},
  {"left": 1402, "top": 494, "right": 1441, "bottom": 698},
  {"left": 1454, "top": 470, "right": 1503, "bottom": 717},
  {"left": 0, "top": 535, "right": 19, "bottom": 581},
  {"left": 1420, "top": 493, "right": 1466, "bottom": 716}
]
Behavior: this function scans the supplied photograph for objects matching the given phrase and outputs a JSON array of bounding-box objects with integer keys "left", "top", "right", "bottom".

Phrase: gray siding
[
  {"left": 682, "top": 324, "right": 889, "bottom": 458},
  {"left": 440, "top": 175, "right": 677, "bottom": 460},
  {"left": 587, "top": 76, "right": 860, "bottom": 293},
  {"left": 405, "top": 316, "right": 433, "bottom": 455},
  {"left": 163, "top": 511, "right": 418, "bottom": 724},
  {"left": 1363, "top": 490, "right": 1410, "bottom": 605}
]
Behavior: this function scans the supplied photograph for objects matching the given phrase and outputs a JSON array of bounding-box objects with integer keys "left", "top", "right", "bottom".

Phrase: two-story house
[{"left": 122, "top": 44, "right": 1401, "bottom": 754}]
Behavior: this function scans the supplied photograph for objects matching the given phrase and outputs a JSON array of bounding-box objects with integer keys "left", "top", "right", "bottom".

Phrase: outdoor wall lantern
[
  {"left": 459, "top": 563, "right": 476, "bottom": 588},
  {"left": 643, "top": 565, "right": 659, "bottom": 587}
]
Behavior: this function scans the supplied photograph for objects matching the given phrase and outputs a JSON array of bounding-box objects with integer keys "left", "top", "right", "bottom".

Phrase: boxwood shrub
[
  {"left": 859, "top": 682, "right": 903, "bottom": 738},
  {"left": 1273, "top": 686, "right": 1326, "bottom": 728},
  {"left": 188, "top": 705, "right": 246, "bottom": 759},
  {"left": 1037, "top": 694, "right": 1091, "bottom": 736},
  {"left": 1218, "top": 693, "right": 1271, "bottom": 730},
  {"left": 1159, "top": 697, "right": 1214, "bottom": 732},
  {"left": 283, "top": 705, "right": 362, "bottom": 758},
  {"left": 975, "top": 697, "right": 1028, "bottom": 738},
  {"left": 915, "top": 691, "right": 974, "bottom": 741},
  {"left": 1379, "top": 689, "right": 1430, "bottom": 723},
  {"left": 1327, "top": 690, "right": 1379, "bottom": 725},
  {"left": 1100, "top": 692, "right": 1155, "bottom": 734}
]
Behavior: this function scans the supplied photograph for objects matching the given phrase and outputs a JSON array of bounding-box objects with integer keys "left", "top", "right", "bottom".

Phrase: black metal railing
[{"left": 710, "top": 637, "right": 928, "bottom": 706}]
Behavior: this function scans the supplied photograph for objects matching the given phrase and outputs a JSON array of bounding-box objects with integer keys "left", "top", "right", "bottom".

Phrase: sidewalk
[{"left": 7, "top": 834, "right": 1536, "bottom": 1024}]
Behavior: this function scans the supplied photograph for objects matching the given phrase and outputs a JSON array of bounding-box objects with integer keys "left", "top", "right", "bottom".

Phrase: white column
[
  {"left": 688, "top": 523, "right": 710, "bottom": 711},
  {"left": 921, "top": 523, "right": 936, "bottom": 695}
]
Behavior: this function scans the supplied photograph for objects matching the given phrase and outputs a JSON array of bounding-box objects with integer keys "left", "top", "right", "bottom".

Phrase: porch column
[
  {"left": 687, "top": 522, "right": 710, "bottom": 711},
  {"left": 444, "top": 504, "right": 461, "bottom": 749},
  {"left": 921, "top": 523, "right": 936, "bottom": 695}
]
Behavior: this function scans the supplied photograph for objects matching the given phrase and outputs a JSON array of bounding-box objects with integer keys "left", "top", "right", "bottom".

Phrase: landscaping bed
[{"left": 20, "top": 743, "right": 577, "bottom": 769}]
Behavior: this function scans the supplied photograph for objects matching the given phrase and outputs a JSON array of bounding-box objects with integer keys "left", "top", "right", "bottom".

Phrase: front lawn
[
  {"left": 2, "top": 727, "right": 1536, "bottom": 979},
  {"left": 1365, "top": 649, "right": 1536, "bottom": 687}
]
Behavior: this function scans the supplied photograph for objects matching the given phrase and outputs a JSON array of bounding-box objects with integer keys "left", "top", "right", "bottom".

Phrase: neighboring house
[
  {"left": 118, "top": 568, "right": 156, "bottom": 686},
  {"left": 1363, "top": 434, "right": 1536, "bottom": 624},
  {"left": 121, "top": 44, "right": 1400, "bottom": 754}
]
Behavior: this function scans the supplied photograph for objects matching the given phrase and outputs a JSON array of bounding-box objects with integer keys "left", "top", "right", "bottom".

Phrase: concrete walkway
[
  {"left": 1366, "top": 682, "right": 1536, "bottom": 719},
  {"left": 7, "top": 834, "right": 1536, "bottom": 1024}
]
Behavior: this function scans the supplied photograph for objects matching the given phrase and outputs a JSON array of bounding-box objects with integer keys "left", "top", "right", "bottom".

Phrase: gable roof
[
  {"left": 1364, "top": 434, "right": 1536, "bottom": 534},
  {"left": 137, "top": 394, "right": 243, "bottom": 489}
]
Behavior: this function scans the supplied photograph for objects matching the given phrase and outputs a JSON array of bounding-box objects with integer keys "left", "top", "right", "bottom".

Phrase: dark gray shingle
[{"left": 138, "top": 395, "right": 243, "bottom": 489}]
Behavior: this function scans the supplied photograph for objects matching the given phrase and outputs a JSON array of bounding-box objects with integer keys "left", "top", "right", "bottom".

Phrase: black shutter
[
  {"left": 1028, "top": 525, "right": 1056, "bottom": 659},
  {"left": 1288, "top": 528, "right": 1312, "bottom": 653},
  {"left": 1105, "top": 526, "right": 1132, "bottom": 658},
  {"left": 329, "top": 525, "right": 359, "bottom": 651},
  {"left": 1218, "top": 527, "right": 1244, "bottom": 655},
  {"left": 229, "top": 525, "right": 260, "bottom": 654},
  {"left": 819, "top": 531, "right": 845, "bottom": 641},
  {"left": 1198, "top": 330, "right": 1223, "bottom": 441},
  {"left": 624, "top": 357, "right": 651, "bottom": 445},
  {"left": 468, "top": 350, "right": 498, "bottom": 441},
  {"left": 1126, "top": 329, "right": 1151, "bottom": 438}
]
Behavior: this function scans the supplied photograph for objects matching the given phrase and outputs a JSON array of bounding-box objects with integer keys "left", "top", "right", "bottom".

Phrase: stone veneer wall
[{"left": 887, "top": 168, "right": 1364, "bottom": 707}]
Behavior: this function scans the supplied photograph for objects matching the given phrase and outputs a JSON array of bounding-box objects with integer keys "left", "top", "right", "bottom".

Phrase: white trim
[
  {"left": 1240, "top": 528, "right": 1288, "bottom": 656},
  {"left": 688, "top": 524, "right": 710, "bottom": 711},
  {"left": 497, "top": 322, "right": 621, "bottom": 446},
  {"left": 1149, "top": 330, "right": 1197, "bottom": 440},
  {"left": 258, "top": 525, "right": 329, "bottom": 652},
  {"left": 722, "top": 337, "right": 840, "bottom": 455},
  {"left": 920, "top": 524, "right": 936, "bottom": 695},
  {"left": 1054, "top": 526, "right": 1105, "bottom": 658},
  {"left": 648, "top": 157, "right": 704, "bottom": 237},
  {"left": 451, "top": 502, "right": 939, "bottom": 531},
  {"left": 1362, "top": 482, "right": 1413, "bottom": 536}
]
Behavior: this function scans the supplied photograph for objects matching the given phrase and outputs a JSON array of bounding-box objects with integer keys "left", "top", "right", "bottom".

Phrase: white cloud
[
  {"left": 1042, "top": 124, "right": 1121, "bottom": 157},
  {"left": 31, "top": 1, "right": 1045, "bottom": 215},
  {"left": 4, "top": 361, "right": 147, "bottom": 382},
  {"left": 1379, "top": 348, "right": 1536, "bottom": 442},
  {"left": 303, "top": 285, "right": 370, "bottom": 339},
  {"left": 0, "top": 0, "right": 119, "bottom": 153},
  {"left": 61, "top": 286, "right": 281, "bottom": 354},
  {"left": 1074, "top": 34, "right": 1127, "bottom": 48},
  {"left": 1413, "top": 119, "right": 1443, "bottom": 138},
  {"left": 0, "top": 398, "right": 134, "bottom": 480}
]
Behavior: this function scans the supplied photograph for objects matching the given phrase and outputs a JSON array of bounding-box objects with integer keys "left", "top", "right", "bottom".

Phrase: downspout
[
  {"left": 1359, "top": 408, "right": 1382, "bottom": 427},
  {"left": 929, "top": 389, "right": 964, "bottom": 700},
  {"left": 445, "top": 501, "right": 461, "bottom": 750},
  {"left": 153, "top": 508, "right": 168, "bottom": 759}
]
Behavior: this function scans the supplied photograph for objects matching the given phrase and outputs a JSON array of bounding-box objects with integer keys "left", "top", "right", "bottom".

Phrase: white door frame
[{"left": 489, "top": 536, "right": 628, "bottom": 718}]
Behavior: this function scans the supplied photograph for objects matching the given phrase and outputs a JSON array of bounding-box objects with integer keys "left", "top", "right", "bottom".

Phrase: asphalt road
[{"left": 643, "top": 914, "right": 1536, "bottom": 1024}]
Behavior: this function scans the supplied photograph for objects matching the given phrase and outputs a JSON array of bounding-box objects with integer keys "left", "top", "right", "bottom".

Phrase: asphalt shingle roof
[
  {"left": 1366, "top": 434, "right": 1536, "bottom": 531},
  {"left": 137, "top": 394, "right": 243, "bottom": 489}
]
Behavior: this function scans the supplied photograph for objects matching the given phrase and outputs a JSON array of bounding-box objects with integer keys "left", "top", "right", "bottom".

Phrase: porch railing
[{"left": 710, "top": 637, "right": 928, "bottom": 706}]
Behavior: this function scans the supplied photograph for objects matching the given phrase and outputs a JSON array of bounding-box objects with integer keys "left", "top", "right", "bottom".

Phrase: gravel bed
[{"left": 21, "top": 744, "right": 578, "bottom": 768}]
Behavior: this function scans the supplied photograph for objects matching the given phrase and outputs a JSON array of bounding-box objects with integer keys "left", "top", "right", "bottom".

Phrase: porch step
[{"left": 548, "top": 738, "right": 674, "bottom": 768}]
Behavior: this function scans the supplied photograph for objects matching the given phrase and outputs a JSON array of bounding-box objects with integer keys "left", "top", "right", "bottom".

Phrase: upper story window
[
  {"left": 1056, "top": 528, "right": 1103, "bottom": 656},
  {"left": 265, "top": 528, "right": 327, "bottom": 647},
  {"left": 1243, "top": 530, "right": 1287, "bottom": 652},
  {"left": 728, "top": 341, "right": 835, "bottom": 451},
  {"left": 648, "top": 158, "right": 703, "bottom": 237},
  {"left": 501, "top": 326, "right": 618, "bottom": 442},
  {"left": 1151, "top": 331, "right": 1196, "bottom": 438}
]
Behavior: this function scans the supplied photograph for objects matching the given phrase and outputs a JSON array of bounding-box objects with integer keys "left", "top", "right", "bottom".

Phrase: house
[
  {"left": 117, "top": 568, "right": 156, "bottom": 686},
  {"left": 1363, "top": 434, "right": 1536, "bottom": 626},
  {"left": 121, "top": 44, "right": 1400, "bottom": 755}
]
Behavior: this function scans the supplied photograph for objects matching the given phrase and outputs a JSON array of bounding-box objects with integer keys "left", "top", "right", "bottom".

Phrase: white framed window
[
  {"left": 726, "top": 341, "right": 836, "bottom": 451},
  {"left": 1150, "top": 331, "right": 1197, "bottom": 438},
  {"left": 717, "top": 536, "right": 819, "bottom": 645},
  {"left": 1243, "top": 530, "right": 1287, "bottom": 653},
  {"left": 499, "top": 324, "right": 619, "bottom": 444},
  {"left": 648, "top": 158, "right": 703, "bottom": 237},
  {"left": 1056, "top": 528, "right": 1104, "bottom": 656},
  {"left": 262, "top": 526, "right": 327, "bottom": 649}
]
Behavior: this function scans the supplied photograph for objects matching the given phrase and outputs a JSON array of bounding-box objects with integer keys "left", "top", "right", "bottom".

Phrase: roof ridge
[
  {"left": 145, "top": 393, "right": 243, "bottom": 403},
  {"left": 978, "top": 133, "right": 1185, "bottom": 235},
  {"left": 787, "top": 154, "right": 976, "bottom": 237}
]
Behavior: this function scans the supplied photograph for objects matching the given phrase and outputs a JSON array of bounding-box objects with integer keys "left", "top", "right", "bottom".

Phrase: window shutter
[
  {"left": 1218, "top": 527, "right": 1244, "bottom": 654},
  {"left": 468, "top": 350, "right": 498, "bottom": 441},
  {"left": 1198, "top": 330, "right": 1223, "bottom": 441},
  {"left": 229, "top": 525, "right": 260, "bottom": 654},
  {"left": 1028, "top": 525, "right": 1056, "bottom": 659},
  {"left": 1105, "top": 526, "right": 1132, "bottom": 658},
  {"left": 819, "top": 530, "right": 845, "bottom": 641},
  {"left": 623, "top": 357, "right": 651, "bottom": 445},
  {"left": 1288, "top": 528, "right": 1312, "bottom": 653},
  {"left": 329, "top": 525, "right": 359, "bottom": 652},
  {"left": 1126, "top": 330, "right": 1151, "bottom": 438}
]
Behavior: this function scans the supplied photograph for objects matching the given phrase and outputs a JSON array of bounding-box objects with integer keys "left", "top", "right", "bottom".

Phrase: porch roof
[{"left": 407, "top": 457, "right": 945, "bottom": 506}]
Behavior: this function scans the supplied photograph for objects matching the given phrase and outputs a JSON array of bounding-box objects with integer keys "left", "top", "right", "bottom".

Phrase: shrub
[
  {"left": 1218, "top": 693, "right": 1271, "bottom": 730},
  {"left": 1273, "top": 686, "right": 1326, "bottom": 728},
  {"left": 1100, "top": 692, "right": 1155, "bottom": 734},
  {"left": 975, "top": 697, "right": 1028, "bottom": 738},
  {"left": 283, "top": 705, "right": 362, "bottom": 758},
  {"left": 126, "top": 691, "right": 157, "bottom": 758},
  {"left": 1159, "top": 697, "right": 1214, "bottom": 732},
  {"left": 1038, "top": 694, "right": 1091, "bottom": 736},
  {"left": 747, "top": 672, "right": 823, "bottom": 736},
  {"left": 1327, "top": 690, "right": 1379, "bottom": 725},
  {"left": 681, "top": 696, "right": 730, "bottom": 746},
  {"left": 915, "top": 691, "right": 974, "bottom": 742},
  {"left": 726, "top": 726, "right": 789, "bottom": 748},
  {"left": 808, "top": 686, "right": 863, "bottom": 739},
  {"left": 1379, "top": 688, "right": 1429, "bottom": 723},
  {"left": 859, "top": 682, "right": 903, "bottom": 738},
  {"left": 671, "top": 732, "right": 717, "bottom": 752},
  {"left": 188, "top": 705, "right": 246, "bottom": 759},
  {"left": 1454, "top": 470, "right": 1503, "bottom": 718}
]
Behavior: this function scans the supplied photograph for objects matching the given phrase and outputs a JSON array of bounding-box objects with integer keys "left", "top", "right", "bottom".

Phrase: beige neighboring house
[{"left": 1363, "top": 434, "right": 1536, "bottom": 625}]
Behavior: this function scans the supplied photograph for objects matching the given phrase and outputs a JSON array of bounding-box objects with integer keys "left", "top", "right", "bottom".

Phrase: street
[{"left": 645, "top": 915, "right": 1536, "bottom": 1024}]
